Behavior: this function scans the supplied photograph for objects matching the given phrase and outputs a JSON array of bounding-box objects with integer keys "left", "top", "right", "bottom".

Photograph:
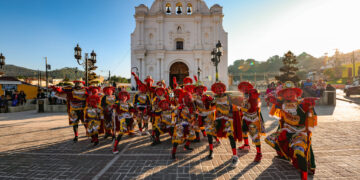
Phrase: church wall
[{"left": 131, "top": 0, "right": 228, "bottom": 89}]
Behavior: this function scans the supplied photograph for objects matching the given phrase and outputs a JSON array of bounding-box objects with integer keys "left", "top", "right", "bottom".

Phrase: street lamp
[
  {"left": 211, "top": 40, "right": 223, "bottom": 81},
  {"left": 75, "top": 67, "right": 78, "bottom": 79},
  {"left": 197, "top": 67, "right": 202, "bottom": 79},
  {"left": 0, "top": 53, "right": 5, "bottom": 69},
  {"left": 74, "top": 44, "right": 98, "bottom": 86},
  {"left": 45, "top": 57, "right": 51, "bottom": 93}
]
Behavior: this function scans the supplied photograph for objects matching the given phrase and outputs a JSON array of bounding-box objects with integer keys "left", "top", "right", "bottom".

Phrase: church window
[
  {"left": 187, "top": 3, "right": 192, "bottom": 14},
  {"left": 176, "top": 41, "right": 184, "bottom": 50},
  {"left": 176, "top": 2, "right": 182, "bottom": 14},
  {"left": 165, "top": 3, "right": 171, "bottom": 14}
]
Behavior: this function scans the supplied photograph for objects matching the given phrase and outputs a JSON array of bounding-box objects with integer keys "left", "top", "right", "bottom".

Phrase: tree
[
  {"left": 110, "top": 76, "right": 130, "bottom": 83},
  {"left": 323, "top": 68, "right": 335, "bottom": 80},
  {"left": 275, "top": 51, "right": 300, "bottom": 84}
]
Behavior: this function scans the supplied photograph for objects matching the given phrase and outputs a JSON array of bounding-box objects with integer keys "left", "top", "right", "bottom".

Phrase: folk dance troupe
[{"left": 52, "top": 73, "right": 318, "bottom": 180}]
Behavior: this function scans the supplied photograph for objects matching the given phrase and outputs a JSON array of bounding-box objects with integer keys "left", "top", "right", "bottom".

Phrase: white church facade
[{"left": 131, "top": 0, "right": 228, "bottom": 88}]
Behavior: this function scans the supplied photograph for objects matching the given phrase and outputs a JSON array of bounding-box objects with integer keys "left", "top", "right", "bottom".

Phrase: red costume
[
  {"left": 101, "top": 86, "right": 116, "bottom": 139},
  {"left": 132, "top": 72, "right": 152, "bottom": 135},
  {"left": 52, "top": 80, "right": 87, "bottom": 142},
  {"left": 171, "top": 91, "right": 196, "bottom": 159},
  {"left": 151, "top": 86, "right": 173, "bottom": 145},
  {"left": 193, "top": 76, "right": 212, "bottom": 142},
  {"left": 112, "top": 90, "right": 135, "bottom": 154},
  {"left": 207, "top": 81, "right": 239, "bottom": 166},
  {"left": 84, "top": 86, "right": 104, "bottom": 146},
  {"left": 237, "top": 82, "right": 265, "bottom": 162},
  {"left": 265, "top": 81, "right": 318, "bottom": 180}
]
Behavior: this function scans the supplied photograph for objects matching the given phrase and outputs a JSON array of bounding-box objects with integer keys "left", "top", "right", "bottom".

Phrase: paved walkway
[{"left": 0, "top": 98, "right": 360, "bottom": 179}]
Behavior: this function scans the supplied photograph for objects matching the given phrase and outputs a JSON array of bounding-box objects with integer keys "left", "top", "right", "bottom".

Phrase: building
[
  {"left": 322, "top": 50, "right": 360, "bottom": 79},
  {"left": 0, "top": 76, "right": 38, "bottom": 99},
  {"left": 131, "top": 0, "right": 228, "bottom": 88}
]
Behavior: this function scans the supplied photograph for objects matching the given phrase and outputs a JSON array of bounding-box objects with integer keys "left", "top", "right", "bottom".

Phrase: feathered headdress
[
  {"left": 238, "top": 82, "right": 253, "bottom": 93},
  {"left": 118, "top": 90, "right": 130, "bottom": 101},
  {"left": 211, "top": 81, "right": 226, "bottom": 95}
]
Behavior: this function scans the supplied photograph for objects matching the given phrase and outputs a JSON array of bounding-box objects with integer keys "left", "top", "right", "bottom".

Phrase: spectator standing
[
  {"left": 316, "top": 79, "right": 326, "bottom": 97},
  {"left": 0, "top": 95, "right": 9, "bottom": 113},
  {"left": 37, "top": 89, "right": 45, "bottom": 99},
  {"left": 11, "top": 91, "right": 19, "bottom": 106},
  {"left": 303, "top": 79, "right": 313, "bottom": 89},
  {"left": 275, "top": 81, "right": 283, "bottom": 94},
  {"left": 19, "top": 91, "right": 27, "bottom": 105}
]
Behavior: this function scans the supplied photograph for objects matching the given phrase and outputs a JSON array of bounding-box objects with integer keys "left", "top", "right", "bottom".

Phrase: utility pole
[
  {"left": 108, "top": 70, "right": 111, "bottom": 81},
  {"left": 39, "top": 70, "right": 42, "bottom": 87},
  {"left": 85, "top": 53, "right": 88, "bottom": 87},
  {"left": 45, "top": 57, "right": 48, "bottom": 93},
  {"left": 353, "top": 51, "right": 356, "bottom": 78},
  {"left": 254, "top": 72, "right": 257, "bottom": 87},
  {"left": 38, "top": 70, "right": 40, "bottom": 87}
]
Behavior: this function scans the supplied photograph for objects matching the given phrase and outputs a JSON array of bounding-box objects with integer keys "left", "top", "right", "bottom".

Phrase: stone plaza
[{"left": 0, "top": 91, "right": 359, "bottom": 180}]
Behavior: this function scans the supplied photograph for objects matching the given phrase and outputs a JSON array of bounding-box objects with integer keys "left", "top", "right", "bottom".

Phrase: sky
[{"left": 0, "top": 0, "right": 359, "bottom": 78}]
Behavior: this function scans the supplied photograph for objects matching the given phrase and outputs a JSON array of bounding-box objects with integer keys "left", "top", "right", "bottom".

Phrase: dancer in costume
[
  {"left": 170, "top": 77, "right": 183, "bottom": 108},
  {"left": 84, "top": 86, "right": 104, "bottom": 146},
  {"left": 112, "top": 89, "right": 135, "bottom": 154},
  {"left": 131, "top": 72, "right": 152, "bottom": 135},
  {"left": 265, "top": 81, "right": 318, "bottom": 180},
  {"left": 101, "top": 86, "right": 116, "bottom": 140},
  {"left": 193, "top": 76, "right": 213, "bottom": 143},
  {"left": 183, "top": 76, "right": 206, "bottom": 143},
  {"left": 209, "top": 81, "right": 239, "bottom": 167},
  {"left": 171, "top": 91, "right": 196, "bottom": 159},
  {"left": 237, "top": 82, "right": 265, "bottom": 162},
  {"left": 51, "top": 80, "right": 87, "bottom": 142},
  {"left": 151, "top": 85, "right": 173, "bottom": 146}
]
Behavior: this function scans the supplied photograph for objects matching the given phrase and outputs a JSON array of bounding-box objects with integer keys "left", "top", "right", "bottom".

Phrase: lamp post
[
  {"left": 0, "top": 53, "right": 5, "bottom": 69},
  {"left": 197, "top": 66, "right": 201, "bottom": 80},
  {"left": 75, "top": 67, "right": 78, "bottom": 80},
  {"left": 211, "top": 41, "right": 223, "bottom": 82},
  {"left": 45, "top": 57, "right": 51, "bottom": 93},
  {"left": 0, "top": 53, "right": 5, "bottom": 77},
  {"left": 74, "top": 44, "right": 97, "bottom": 86}
]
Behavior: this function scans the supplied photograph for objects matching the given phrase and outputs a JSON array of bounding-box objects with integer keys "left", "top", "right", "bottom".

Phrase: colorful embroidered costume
[
  {"left": 237, "top": 82, "right": 265, "bottom": 162},
  {"left": 132, "top": 72, "right": 152, "bottom": 135},
  {"left": 171, "top": 91, "right": 196, "bottom": 159},
  {"left": 52, "top": 80, "right": 87, "bottom": 142},
  {"left": 112, "top": 90, "right": 135, "bottom": 154},
  {"left": 101, "top": 86, "right": 116, "bottom": 139},
  {"left": 193, "top": 76, "right": 213, "bottom": 142},
  {"left": 151, "top": 86, "right": 173, "bottom": 146},
  {"left": 208, "top": 81, "right": 239, "bottom": 167},
  {"left": 84, "top": 86, "right": 104, "bottom": 146},
  {"left": 265, "top": 81, "right": 317, "bottom": 180}
]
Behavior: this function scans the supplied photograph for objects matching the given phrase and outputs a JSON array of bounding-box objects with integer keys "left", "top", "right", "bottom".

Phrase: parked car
[{"left": 344, "top": 80, "right": 360, "bottom": 97}]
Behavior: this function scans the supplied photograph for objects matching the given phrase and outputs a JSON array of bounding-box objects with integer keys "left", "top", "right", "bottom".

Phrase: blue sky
[{"left": 0, "top": 0, "right": 359, "bottom": 78}]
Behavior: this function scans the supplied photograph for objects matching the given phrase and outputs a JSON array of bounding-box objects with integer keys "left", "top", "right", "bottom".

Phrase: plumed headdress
[
  {"left": 211, "top": 81, "right": 226, "bottom": 95},
  {"left": 237, "top": 82, "right": 254, "bottom": 93},
  {"left": 118, "top": 90, "right": 130, "bottom": 101}
]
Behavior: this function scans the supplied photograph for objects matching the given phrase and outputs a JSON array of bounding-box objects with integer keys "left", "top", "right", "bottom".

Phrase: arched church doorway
[{"left": 169, "top": 62, "right": 189, "bottom": 88}]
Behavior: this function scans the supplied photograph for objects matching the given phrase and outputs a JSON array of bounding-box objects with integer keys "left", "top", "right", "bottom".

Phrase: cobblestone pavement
[{"left": 1, "top": 99, "right": 360, "bottom": 180}]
